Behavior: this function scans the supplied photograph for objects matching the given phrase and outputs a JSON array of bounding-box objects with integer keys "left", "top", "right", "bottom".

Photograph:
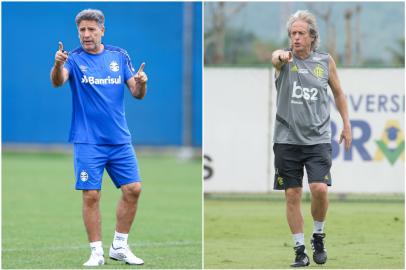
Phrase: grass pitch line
[{"left": 3, "top": 240, "right": 200, "bottom": 252}]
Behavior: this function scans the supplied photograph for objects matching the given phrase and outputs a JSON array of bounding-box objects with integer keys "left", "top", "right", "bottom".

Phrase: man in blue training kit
[{"left": 50, "top": 9, "right": 147, "bottom": 266}]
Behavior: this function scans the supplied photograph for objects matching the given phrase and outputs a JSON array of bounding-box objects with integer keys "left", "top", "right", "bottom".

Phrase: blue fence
[{"left": 2, "top": 2, "right": 202, "bottom": 146}]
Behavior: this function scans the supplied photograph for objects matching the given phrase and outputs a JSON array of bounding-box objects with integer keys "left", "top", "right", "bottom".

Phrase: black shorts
[{"left": 273, "top": 143, "right": 332, "bottom": 190}]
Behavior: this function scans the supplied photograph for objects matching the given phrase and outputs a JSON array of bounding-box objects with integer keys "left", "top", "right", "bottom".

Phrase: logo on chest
[
  {"left": 79, "top": 65, "right": 88, "bottom": 73},
  {"left": 313, "top": 64, "right": 324, "bottom": 78},
  {"left": 291, "top": 81, "right": 319, "bottom": 104},
  {"left": 109, "top": 61, "right": 120, "bottom": 72}
]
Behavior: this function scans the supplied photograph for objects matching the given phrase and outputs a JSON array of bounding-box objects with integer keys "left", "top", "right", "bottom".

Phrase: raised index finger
[
  {"left": 137, "top": 62, "right": 145, "bottom": 74},
  {"left": 58, "top": 41, "right": 64, "bottom": 52}
]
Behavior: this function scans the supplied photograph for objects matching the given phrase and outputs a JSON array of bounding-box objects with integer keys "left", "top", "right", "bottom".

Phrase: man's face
[
  {"left": 290, "top": 20, "right": 314, "bottom": 54},
  {"left": 78, "top": 20, "right": 104, "bottom": 53}
]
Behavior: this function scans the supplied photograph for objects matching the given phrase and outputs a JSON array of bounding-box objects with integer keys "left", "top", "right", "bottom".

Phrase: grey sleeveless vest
[{"left": 273, "top": 51, "right": 331, "bottom": 145}]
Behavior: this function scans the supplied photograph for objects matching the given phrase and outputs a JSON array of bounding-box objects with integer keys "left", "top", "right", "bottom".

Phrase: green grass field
[
  {"left": 2, "top": 151, "right": 202, "bottom": 269},
  {"left": 205, "top": 194, "right": 404, "bottom": 269}
]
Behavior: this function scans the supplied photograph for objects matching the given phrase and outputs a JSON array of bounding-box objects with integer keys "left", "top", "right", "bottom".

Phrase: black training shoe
[
  {"left": 290, "top": 245, "right": 310, "bottom": 267},
  {"left": 311, "top": 233, "right": 327, "bottom": 264}
]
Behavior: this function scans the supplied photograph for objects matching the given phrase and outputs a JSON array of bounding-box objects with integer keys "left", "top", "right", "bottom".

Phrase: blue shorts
[{"left": 73, "top": 143, "right": 141, "bottom": 190}]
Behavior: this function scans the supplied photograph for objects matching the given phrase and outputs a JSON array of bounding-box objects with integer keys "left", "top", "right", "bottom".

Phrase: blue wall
[{"left": 2, "top": 2, "right": 202, "bottom": 146}]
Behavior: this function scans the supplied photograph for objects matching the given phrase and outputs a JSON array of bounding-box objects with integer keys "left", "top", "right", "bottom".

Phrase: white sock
[
  {"left": 89, "top": 241, "right": 103, "bottom": 255},
  {"left": 313, "top": 221, "right": 325, "bottom": 234},
  {"left": 292, "top": 233, "right": 305, "bottom": 247},
  {"left": 113, "top": 231, "right": 128, "bottom": 248}
]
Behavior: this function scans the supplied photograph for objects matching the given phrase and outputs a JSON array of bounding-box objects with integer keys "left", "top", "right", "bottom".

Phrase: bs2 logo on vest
[
  {"left": 291, "top": 81, "right": 319, "bottom": 104},
  {"left": 331, "top": 119, "right": 404, "bottom": 165}
]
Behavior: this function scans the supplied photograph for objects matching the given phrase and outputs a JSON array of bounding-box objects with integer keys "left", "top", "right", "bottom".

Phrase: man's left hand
[
  {"left": 340, "top": 125, "right": 352, "bottom": 151},
  {"left": 134, "top": 63, "right": 148, "bottom": 84}
]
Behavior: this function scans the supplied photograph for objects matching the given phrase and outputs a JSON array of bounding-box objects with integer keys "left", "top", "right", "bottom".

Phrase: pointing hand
[
  {"left": 134, "top": 62, "right": 148, "bottom": 84},
  {"left": 55, "top": 41, "right": 68, "bottom": 67},
  {"left": 279, "top": 51, "right": 293, "bottom": 63}
]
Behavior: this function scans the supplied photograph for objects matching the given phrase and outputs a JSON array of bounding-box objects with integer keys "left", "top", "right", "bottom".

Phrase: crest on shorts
[
  {"left": 80, "top": 170, "right": 89, "bottom": 182},
  {"left": 277, "top": 176, "right": 284, "bottom": 186}
]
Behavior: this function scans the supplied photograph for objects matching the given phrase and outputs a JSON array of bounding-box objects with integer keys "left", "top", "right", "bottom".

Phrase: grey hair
[
  {"left": 75, "top": 9, "right": 105, "bottom": 28},
  {"left": 286, "top": 10, "right": 320, "bottom": 51}
]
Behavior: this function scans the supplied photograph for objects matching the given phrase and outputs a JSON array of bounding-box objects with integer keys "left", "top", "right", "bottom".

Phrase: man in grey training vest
[{"left": 271, "top": 10, "right": 352, "bottom": 267}]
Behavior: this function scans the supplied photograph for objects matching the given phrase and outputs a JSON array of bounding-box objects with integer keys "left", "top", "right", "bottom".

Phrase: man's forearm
[
  {"left": 51, "top": 65, "right": 65, "bottom": 87},
  {"left": 334, "top": 93, "right": 350, "bottom": 127},
  {"left": 133, "top": 83, "right": 147, "bottom": 99}
]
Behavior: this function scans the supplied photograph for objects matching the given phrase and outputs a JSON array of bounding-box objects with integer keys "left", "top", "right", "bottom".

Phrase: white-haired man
[
  {"left": 51, "top": 9, "right": 147, "bottom": 266},
  {"left": 271, "top": 10, "right": 352, "bottom": 267}
]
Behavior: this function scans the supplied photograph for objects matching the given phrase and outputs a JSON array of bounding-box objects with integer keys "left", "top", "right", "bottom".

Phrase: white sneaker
[
  {"left": 83, "top": 252, "right": 105, "bottom": 266},
  {"left": 109, "top": 244, "right": 144, "bottom": 265}
]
